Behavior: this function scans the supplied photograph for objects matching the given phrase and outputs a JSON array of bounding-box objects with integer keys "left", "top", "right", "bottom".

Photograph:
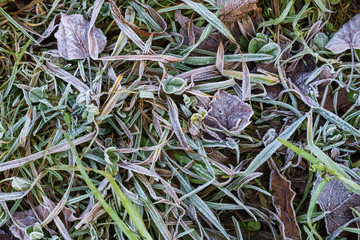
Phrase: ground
[{"left": 0, "top": 0, "right": 360, "bottom": 239}]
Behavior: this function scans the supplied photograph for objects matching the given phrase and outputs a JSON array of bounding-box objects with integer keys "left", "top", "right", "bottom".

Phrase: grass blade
[{"left": 244, "top": 114, "right": 306, "bottom": 175}]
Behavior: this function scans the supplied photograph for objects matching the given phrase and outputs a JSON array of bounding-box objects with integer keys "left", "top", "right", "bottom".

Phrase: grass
[{"left": 0, "top": 0, "right": 360, "bottom": 239}]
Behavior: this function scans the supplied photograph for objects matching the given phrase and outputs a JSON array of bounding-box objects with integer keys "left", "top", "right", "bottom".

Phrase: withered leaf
[
  {"left": 325, "top": 13, "right": 360, "bottom": 54},
  {"left": 0, "top": 225, "right": 15, "bottom": 240},
  {"left": 270, "top": 167, "right": 301, "bottom": 240},
  {"left": 54, "top": 13, "right": 107, "bottom": 60},
  {"left": 9, "top": 205, "right": 50, "bottom": 240},
  {"left": 204, "top": 90, "right": 253, "bottom": 139},
  {"left": 287, "top": 55, "right": 319, "bottom": 95},
  {"left": 217, "top": 0, "right": 258, "bottom": 23},
  {"left": 319, "top": 87, "right": 351, "bottom": 112},
  {"left": 313, "top": 169, "right": 360, "bottom": 235},
  {"left": 14, "top": 0, "right": 32, "bottom": 10},
  {"left": 175, "top": 11, "right": 221, "bottom": 52}
]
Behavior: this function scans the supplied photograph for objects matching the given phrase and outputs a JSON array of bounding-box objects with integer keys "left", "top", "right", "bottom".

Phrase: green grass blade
[
  {"left": 243, "top": 114, "right": 306, "bottom": 175},
  {"left": 276, "top": 138, "right": 320, "bottom": 165},
  {"left": 0, "top": 8, "right": 40, "bottom": 45},
  {"left": 63, "top": 131, "right": 139, "bottom": 240},
  {"left": 181, "top": 0, "right": 237, "bottom": 46},
  {"left": 313, "top": 107, "right": 360, "bottom": 137}
]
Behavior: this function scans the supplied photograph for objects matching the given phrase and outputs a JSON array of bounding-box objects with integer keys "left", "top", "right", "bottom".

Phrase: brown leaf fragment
[
  {"left": 313, "top": 169, "right": 360, "bottom": 235},
  {"left": 54, "top": 13, "right": 107, "bottom": 60},
  {"left": 264, "top": 84, "right": 283, "bottom": 100},
  {"left": 0, "top": 225, "right": 16, "bottom": 240},
  {"left": 325, "top": 13, "right": 360, "bottom": 90},
  {"left": 62, "top": 206, "right": 81, "bottom": 222},
  {"left": 167, "top": 96, "right": 190, "bottom": 150},
  {"left": 36, "top": 14, "right": 61, "bottom": 45},
  {"left": 204, "top": 90, "right": 253, "bottom": 139},
  {"left": 9, "top": 205, "right": 50, "bottom": 240},
  {"left": 286, "top": 55, "right": 317, "bottom": 95},
  {"left": 270, "top": 167, "right": 301, "bottom": 240},
  {"left": 87, "top": 0, "right": 106, "bottom": 59},
  {"left": 319, "top": 87, "right": 351, "bottom": 112},
  {"left": 217, "top": 0, "right": 258, "bottom": 23},
  {"left": 175, "top": 11, "right": 221, "bottom": 52},
  {"left": 14, "top": 0, "right": 32, "bottom": 10},
  {"left": 325, "top": 13, "right": 360, "bottom": 54}
]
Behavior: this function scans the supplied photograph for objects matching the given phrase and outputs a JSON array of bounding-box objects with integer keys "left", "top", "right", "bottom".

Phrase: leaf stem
[{"left": 347, "top": 46, "right": 354, "bottom": 91}]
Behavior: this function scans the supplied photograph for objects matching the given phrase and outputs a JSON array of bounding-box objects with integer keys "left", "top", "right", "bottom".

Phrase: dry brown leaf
[
  {"left": 87, "top": 0, "right": 106, "bottom": 59},
  {"left": 204, "top": 90, "right": 253, "bottom": 139},
  {"left": 0, "top": 225, "right": 16, "bottom": 240},
  {"left": 326, "top": 13, "right": 360, "bottom": 54},
  {"left": 319, "top": 87, "right": 351, "bottom": 112},
  {"left": 61, "top": 207, "right": 81, "bottom": 223},
  {"left": 217, "top": 0, "right": 258, "bottom": 23},
  {"left": 313, "top": 170, "right": 360, "bottom": 235},
  {"left": 270, "top": 167, "right": 301, "bottom": 240},
  {"left": 9, "top": 205, "right": 50, "bottom": 240},
  {"left": 286, "top": 55, "right": 333, "bottom": 97},
  {"left": 325, "top": 13, "right": 360, "bottom": 90},
  {"left": 175, "top": 11, "right": 221, "bottom": 52},
  {"left": 54, "top": 13, "right": 107, "bottom": 60},
  {"left": 286, "top": 55, "right": 317, "bottom": 95},
  {"left": 14, "top": 0, "right": 32, "bottom": 10}
]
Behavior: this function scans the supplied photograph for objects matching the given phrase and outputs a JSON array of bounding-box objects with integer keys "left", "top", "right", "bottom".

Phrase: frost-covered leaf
[
  {"left": 29, "top": 86, "right": 47, "bottom": 103},
  {"left": 248, "top": 33, "right": 280, "bottom": 62},
  {"left": 287, "top": 55, "right": 317, "bottom": 95},
  {"left": 162, "top": 76, "right": 187, "bottom": 95},
  {"left": 248, "top": 33, "right": 268, "bottom": 53},
  {"left": 25, "top": 222, "right": 44, "bottom": 240},
  {"left": 54, "top": 13, "right": 107, "bottom": 60},
  {"left": 104, "top": 147, "right": 119, "bottom": 164},
  {"left": 9, "top": 205, "right": 50, "bottom": 240},
  {"left": 257, "top": 43, "right": 280, "bottom": 61},
  {"left": 326, "top": 13, "right": 360, "bottom": 54},
  {"left": 204, "top": 90, "right": 253, "bottom": 139},
  {"left": 313, "top": 169, "right": 360, "bottom": 234},
  {"left": 313, "top": 32, "right": 329, "bottom": 50},
  {"left": 11, "top": 177, "right": 31, "bottom": 191},
  {"left": 217, "top": 0, "right": 258, "bottom": 23},
  {"left": 270, "top": 167, "right": 301, "bottom": 240}
]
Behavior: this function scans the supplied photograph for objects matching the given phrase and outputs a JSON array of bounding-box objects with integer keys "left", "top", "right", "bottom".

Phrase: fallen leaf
[
  {"left": 325, "top": 13, "right": 360, "bottom": 89},
  {"left": 0, "top": 225, "right": 15, "bottom": 240},
  {"left": 217, "top": 0, "right": 258, "bottom": 23},
  {"left": 9, "top": 205, "right": 50, "bottom": 240},
  {"left": 286, "top": 55, "right": 317, "bottom": 95},
  {"left": 325, "top": 13, "right": 360, "bottom": 54},
  {"left": 14, "top": 0, "right": 32, "bottom": 10},
  {"left": 175, "top": 11, "right": 221, "bottom": 52},
  {"left": 313, "top": 169, "right": 360, "bottom": 234},
  {"left": 204, "top": 90, "right": 253, "bottom": 139},
  {"left": 54, "top": 13, "right": 107, "bottom": 60},
  {"left": 270, "top": 166, "right": 301, "bottom": 240},
  {"left": 248, "top": 33, "right": 281, "bottom": 62},
  {"left": 318, "top": 85, "right": 351, "bottom": 112},
  {"left": 62, "top": 206, "right": 81, "bottom": 222},
  {"left": 264, "top": 84, "right": 283, "bottom": 100}
]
